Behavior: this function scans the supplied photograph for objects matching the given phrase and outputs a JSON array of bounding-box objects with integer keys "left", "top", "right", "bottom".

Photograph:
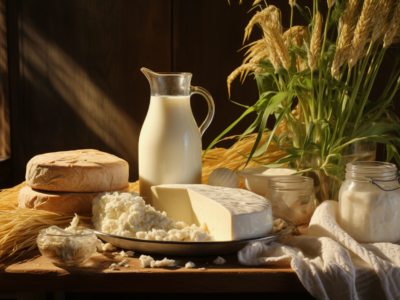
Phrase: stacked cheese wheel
[{"left": 18, "top": 149, "right": 129, "bottom": 215}]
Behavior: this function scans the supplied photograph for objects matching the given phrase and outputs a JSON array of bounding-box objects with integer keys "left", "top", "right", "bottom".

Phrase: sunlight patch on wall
[{"left": 21, "top": 24, "right": 139, "bottom": 164}]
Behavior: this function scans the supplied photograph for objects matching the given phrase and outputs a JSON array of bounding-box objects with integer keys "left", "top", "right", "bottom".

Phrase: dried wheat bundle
[{"left": 0, "top": 182, "right": 26, "bottom": 210}]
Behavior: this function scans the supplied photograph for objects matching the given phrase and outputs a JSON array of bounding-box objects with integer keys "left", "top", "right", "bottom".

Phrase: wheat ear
[
  {"left": 289, "top": 0, "right": 297, "bottom": 7},
  {"left": 348, "top": 0, "right": 379, "bottom": 69},
  {"left": 283, "top": 26, "right": 308, "bottom": 48},
  {"left": 308, "top": 12, "right": 323, "bottom": 71},
  {"left": 372, "top": 0, "right": 395, "bottom": 43},
  {"left": 384, "top": 1, "right": 400, "bottom": 47},
  {"left": 243, "top": 7, "right": 274, "bottom": 44},
  {"left": 227, "top": 64, "right": 265, "bottom": 98},
  {"left": 327, "top": 0, "right": 335, "bottom": 9},
  {"left": 243, "top": 40, "right": 267, "bottom": 64},
  {"left": 331, "top": 0, "right": 362, "bottom": 78}
]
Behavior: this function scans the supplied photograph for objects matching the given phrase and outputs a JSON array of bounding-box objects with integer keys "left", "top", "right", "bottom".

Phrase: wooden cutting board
[{"left": 0, "top": 249, "right": 307, "bottom": 293}]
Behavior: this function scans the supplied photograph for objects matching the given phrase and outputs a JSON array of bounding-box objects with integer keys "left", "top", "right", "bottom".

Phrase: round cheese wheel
[
  {"left": 18, "top": 185, "right": 130, "bottom": 215},
  {"left": 26, "top": 149, "right": 129, "bottom": 192}
]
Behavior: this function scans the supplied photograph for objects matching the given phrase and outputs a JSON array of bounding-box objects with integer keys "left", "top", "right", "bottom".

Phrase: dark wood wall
[{"left": 0, "top": 0, "right": 397, "bottom": 188}]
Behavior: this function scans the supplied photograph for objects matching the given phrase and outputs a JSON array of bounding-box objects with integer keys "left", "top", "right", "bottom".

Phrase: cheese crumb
[
  {"left": 92, "top": 192, "right": 214, "bottom": 242},
  {"left": 118, "top": 259, "right": 129, "bottom": 266},
  {"left": 109, "top": 263, "right": 118, "bottom": 270},
  {"left": 124, "top": 264, "right": 130, "bottom": 268},
  {"left": 213, "top": 256, "right": 226, "bottom": 265},
  {"left": 125, "top": 251, "right": 135, "bottom": 257},
  {"left": 185, "top": 261, "right": 196, "bottom": 269},
  {"left": 139, "top": 255, "right": 154, "bottom": 268},
  {"left": 102, "top": 243, "right": 117, "bottom": 252},
  {"left": 198, "top": 268, "right": 206, "bottom": 270},
  {"left": 119, "top": 251, "right": 128, "bottom": 257},
  {"left": 96, "top": 239, "right": 104, "bottom": 252},
  {"left": 150, "top": 257, "right": 176, "bottom": 268}
]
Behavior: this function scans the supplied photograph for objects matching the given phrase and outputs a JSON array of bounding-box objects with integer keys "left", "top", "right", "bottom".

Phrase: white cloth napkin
[{"left": 238, "top": 201, "right": 400, "bottom": 300}]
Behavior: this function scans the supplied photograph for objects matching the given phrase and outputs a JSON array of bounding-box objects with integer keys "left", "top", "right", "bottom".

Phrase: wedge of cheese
[{"left": 151, "top": 184, "right": 273, "bottom": 241}]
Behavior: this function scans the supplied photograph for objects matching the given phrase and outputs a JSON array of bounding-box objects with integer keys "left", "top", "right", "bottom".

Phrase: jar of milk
[
  {"left": 339, "top": 161, "right": 400, "bottom": 243},
  {"left": 265, "top": 176, "right": 317, "bottom": 225}
]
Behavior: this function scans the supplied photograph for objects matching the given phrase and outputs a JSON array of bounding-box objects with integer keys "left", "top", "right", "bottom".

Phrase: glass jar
[
  {"left": 265, "top": 176, "right": 317, "bottom": 225},
  {"left": 339, "top": 161, "right": 400, "bottom": 243}
]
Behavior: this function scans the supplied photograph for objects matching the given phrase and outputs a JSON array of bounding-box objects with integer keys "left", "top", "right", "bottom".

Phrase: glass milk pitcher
[{"left": 139, "top": 68, "right": 215, "bottom": 204}]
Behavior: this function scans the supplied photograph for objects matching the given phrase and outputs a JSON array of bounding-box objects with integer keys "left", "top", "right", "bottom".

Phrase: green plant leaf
[
  {"left": 263, "top": 155, "right": 300, "bottom": 168},
  {"left": 355, "top": 123, "right": 400, "bottom": 139},
  {"left": 252, "top": 97, "right": 293, "bottom": 158},
  {"left": 203, "top": 106, "right": 256, "bottom": 156},
  {"left": 255, "top": 72, "right": 277, "bottom": 96},
  {"left": 298, "top": 122, "right": 315, "bottom": 167},
  {"left": 244, "top": 92, "right": 289, "bottom": 166},
  {"left": 275, "top": 68, "right": 290, "bottom": 78},
  {"left": 295, "top": 3, "right": 311, "bottom": 23},
  {"left": 229, "top": 100, "right": 249, "bottom": 109},
  {"left": 386, "top": 143, "right": 395, "bottom": 162},
  {"left": 323, "top": 164, "right": 345, "bottom": 181}
]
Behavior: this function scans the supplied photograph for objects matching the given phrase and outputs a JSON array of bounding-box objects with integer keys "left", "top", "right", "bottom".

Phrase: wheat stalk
[
  {"left": 348, "top": 0, "right": 379, "bottom": 69},
  {"left": 308, "top": 12, "right": 323, "bottom": 71},
  {"left": 331, "top": 0, "right": 362, "bottom": 78},
  {"left": 384, "top": 1, "right": 400, "bottom": 47}
]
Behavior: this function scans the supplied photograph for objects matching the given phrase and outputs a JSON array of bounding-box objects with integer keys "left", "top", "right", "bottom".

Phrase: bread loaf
[
  {"left": 26, "top": 149, "right": 129, "bottom": 192},
  {"left": 18, "top": 186, "right": 130, "bottom": 215}
]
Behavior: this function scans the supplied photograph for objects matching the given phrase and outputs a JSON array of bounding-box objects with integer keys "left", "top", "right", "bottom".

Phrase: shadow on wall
[
  {"left": 0, "top": 0, "right": 10, "bottom": 158},
  {"left": 22, "top": 23, "right": 140, "bottom": 160}
]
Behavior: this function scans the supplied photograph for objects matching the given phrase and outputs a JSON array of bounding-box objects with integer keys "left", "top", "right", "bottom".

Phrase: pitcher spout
[
  {"left": 141, "top": 67, "right": 156, "bottom": 83},
  {"left": 141, "top": 67, "right": 192, "bottom": 97}
]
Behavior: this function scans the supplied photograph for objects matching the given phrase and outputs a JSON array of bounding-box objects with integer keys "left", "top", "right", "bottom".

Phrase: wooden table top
[{"left": 0, "top": 249, "right": 307, "bottom": 293}]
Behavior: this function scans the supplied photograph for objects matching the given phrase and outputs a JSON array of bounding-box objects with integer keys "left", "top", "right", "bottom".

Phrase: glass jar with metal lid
[
  {"left": 339, "top": 161, "right": 400, "bottom": 243},
  {"left": 265, "top": 176, "right": 317, "bottom": 225}
]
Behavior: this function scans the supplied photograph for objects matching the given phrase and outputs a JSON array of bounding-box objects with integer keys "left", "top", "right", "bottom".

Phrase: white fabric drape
[{"left": 238, "top": 201, "right": 400, "bottom": 300}]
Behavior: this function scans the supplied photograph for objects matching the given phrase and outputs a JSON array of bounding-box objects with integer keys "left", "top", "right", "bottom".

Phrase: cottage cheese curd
[
  {"left": 92, "top": 192, "right": 214, "bottom": 241},
  {"left": 150, "top": 258, "right": 176, "bottom": 268},
  {"left": 185, "top": 261, "right": 196, "bottom": 269},
  {"left": 139, "top": 255, "right": 154, "bottom": 267},
  {"left": 213, "top": 256, "right": 226, "bottom": 265},
  {"left": 37, "top": 215, "right": 97, "bottom": 266}
]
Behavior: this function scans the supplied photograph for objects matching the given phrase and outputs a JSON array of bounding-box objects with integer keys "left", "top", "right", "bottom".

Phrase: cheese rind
[
  {"left": 151, "top": 184, "right": 273, "bottom": 241},
  {"left": 19, "top": 185, "right": 129, "bottom": 215},
  {"left": 26, "top": 149, "right": 129, "bottom": 192}
]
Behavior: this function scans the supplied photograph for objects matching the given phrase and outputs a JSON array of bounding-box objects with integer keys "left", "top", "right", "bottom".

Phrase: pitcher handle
[{"left": 190, "top": 86, "right": 215, "bottom": 137}]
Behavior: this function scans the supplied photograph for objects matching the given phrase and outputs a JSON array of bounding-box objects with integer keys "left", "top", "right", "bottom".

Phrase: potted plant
[{"left": 205, "top": 0, "right": 400, "bottom": 201}]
